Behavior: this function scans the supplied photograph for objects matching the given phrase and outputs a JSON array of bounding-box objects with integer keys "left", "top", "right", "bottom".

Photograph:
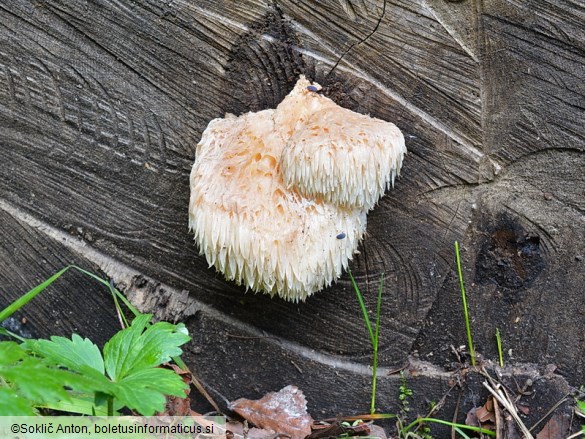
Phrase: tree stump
[{"left": 1, "top": 0, "right": 583, "bottom": 420}]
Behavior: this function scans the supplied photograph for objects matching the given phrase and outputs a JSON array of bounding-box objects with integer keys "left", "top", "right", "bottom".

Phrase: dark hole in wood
[{"left": 475, "top": 214, "right": 545, "bottom": 301}]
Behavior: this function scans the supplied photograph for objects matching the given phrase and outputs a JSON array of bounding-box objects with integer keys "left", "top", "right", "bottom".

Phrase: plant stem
[
  {"left": 453, "top": 426, "right": 472, "bottom": 439},
  {"left": 402, "top": 417, "right": 496, "bottom": 436},
  {"left": 496, "top": 328, "right": 504, "bottom": 367},
  {"left": 349, "top": 270, "right": 384, "bottom": 415},
  {"left": 0, "top": 265, "right": 142, "bottom": 325},
  {"left": 370, "top": 273, "right": 384, "bottom": 414},
  {"left": 454, "top": 241, "right": 476, "bottom": 366},
  {"left": 348, "top": 270, "right": 375, "bottom": 345},
  {"left": 0, "top": 266, "right": 71, "bottom": 323}
]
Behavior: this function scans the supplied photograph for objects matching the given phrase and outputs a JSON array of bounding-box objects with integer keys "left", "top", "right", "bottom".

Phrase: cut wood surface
[{"left": 1, "top": 0, "right": 584, "bottom": 416}]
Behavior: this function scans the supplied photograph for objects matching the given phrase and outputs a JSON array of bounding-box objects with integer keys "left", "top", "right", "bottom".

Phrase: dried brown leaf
[
  {"left": 226, "top": 421, "right": 277, "bottom": 439},
  {"left": 230, "top": 385, "right": 313, "bottom": 439},
  {"left": 466, "top": 396, "right": 496, "bottom": 430},
  {"left": 535, "top": 414, "right": 570, "bottom": 439},
  {"left": 368, "top": 424, "right": 387, "bottom": 439},
  {"left": 465, "top": 407, "right": 480, "bottom": 427},
  {"left": 157, "top": 363, "right": 192, "bottom": 416}
]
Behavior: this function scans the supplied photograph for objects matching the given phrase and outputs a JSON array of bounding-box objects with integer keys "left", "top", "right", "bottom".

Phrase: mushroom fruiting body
[{"left": 189, "top": 76, "right": 406, "bottom": 301}]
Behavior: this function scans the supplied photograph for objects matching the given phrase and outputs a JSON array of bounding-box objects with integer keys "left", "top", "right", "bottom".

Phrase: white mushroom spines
[
  {"left": 189, "top": 76, "right": 406, "bottom": 301},
  {"left": 281, "top": 107, "right": 405, "bottom": 209}
]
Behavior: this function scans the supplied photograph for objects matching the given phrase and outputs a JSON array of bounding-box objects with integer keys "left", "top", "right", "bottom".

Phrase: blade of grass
[
  {"left": 0, "top": 266, "right": 72, "bottom": 323},
  {"left": 454, "top": 426, "right": 472, "bottom": 439},
  {"left": 348, "top": 270, "right": 384, "bottom": 415},
  {"left": 0, "top": 328, "right": 27, "bottom": 342},
  {"left": 69, "top": 266, "right": 141, "bottom": 319},
  {"left": 348, "top": 269, "right": 375, "bottom": 346},
  {"left": 496, "top": 328, "right": 504, "bottom": 367},
  {"left": 68, "top": 265, "right": 134, "bottom": 329},
  {"left": 370, "top": 273, "right": 384, "bottom": 414},
  {"left": 0, "top": 265, "right": 143, "bottom": 327},
  {"left": 402, "top": 417, "right": 496, "bottom": 437},
  {"left": 108, "top": 280, "right": 130, "bottom": 329},
  {"left": 454, "top": 241, "right": 476, "bottom": 366}
]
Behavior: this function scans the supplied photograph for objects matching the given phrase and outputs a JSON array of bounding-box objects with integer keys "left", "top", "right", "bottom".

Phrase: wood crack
[{"left": 325, "top": 0, "right": 386, "bottom": 78}]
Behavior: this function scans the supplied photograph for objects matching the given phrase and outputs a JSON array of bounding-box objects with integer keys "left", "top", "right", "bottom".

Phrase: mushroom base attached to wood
[{"left": 189, "top": 76, "right": 406, "bottom": 301}]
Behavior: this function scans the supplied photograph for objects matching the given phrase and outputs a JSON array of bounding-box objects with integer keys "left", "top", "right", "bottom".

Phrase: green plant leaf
[
  {"left": 110, "top": 367, "right": 188, "bottom": 415},
  {"left": 40, "top": 395, "right": 115, "bottom": 416},
  {"left": 0, "top": 340, "right": 112, "bottom": 412},
  {"left": 24, "top": 334, "right": 105, "bottom": 374},
  {"left": 103, "top": 314, "right": 190, "bottom": 382},
  {"left": 0, "top": 358, "right": 110, "bottom": 407},
  {"left": 0, "top": 341, "right": 27, "bottom": 363},
  {"left": 0, "top": 388, "right": 38, "bottom": 416},
  {"left": 98, "top": 314, "right": 190, "bottom": 415},
  {"left": 0, "top": 267, "right": 191, "bottom": 417}
]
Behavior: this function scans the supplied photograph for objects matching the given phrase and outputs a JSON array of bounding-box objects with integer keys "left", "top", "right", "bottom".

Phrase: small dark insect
[
  {"left": 336, "top": 232, "right": 346, "bottom": 239},
  {"left": 307, "top": 85, "right": 319, "bottom": 92}
]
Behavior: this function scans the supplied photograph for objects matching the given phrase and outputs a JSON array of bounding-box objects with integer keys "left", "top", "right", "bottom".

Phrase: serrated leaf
[
  {"left": 131, "top": 322, "right": 189, "bottom": 367},
  {"left": 0, "top": 388, "right": 37, "bottom": 415},
  {"left": 0, "top": 354, "right": 112, "bottom": 408},
  {"left": 0, "top": 312, "right": 190, "bottom": 416},
  {"left": 24, "top": 334, "right": 105, "bottom": 374},
  {"left": 110, "top": 367, "right": 189, "bottom": 415},
  {"left": 103, "top": 314, "right": 150, "bottom": 381},
  {"left": 0, "top": 341, "right": 99, "bottom": 413},
  {"left": 103, "top": 314, "right": 190, "bottom": 381},
  {"left": 0, "top": 341, "right": 28, "bottom": 364}
]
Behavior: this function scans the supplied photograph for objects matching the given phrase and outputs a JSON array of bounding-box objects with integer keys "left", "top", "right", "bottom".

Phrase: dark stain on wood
[
  {"left": 224, "top": 6, "right": 307, "bottom": 115},
  {"left": 475, "top": 213, "right": 545, "bottom": 299}
]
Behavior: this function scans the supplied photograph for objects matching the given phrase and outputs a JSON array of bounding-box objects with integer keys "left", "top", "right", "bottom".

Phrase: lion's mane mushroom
[{"left": 189, "top": 76, "right": 406, "bottom": 301}]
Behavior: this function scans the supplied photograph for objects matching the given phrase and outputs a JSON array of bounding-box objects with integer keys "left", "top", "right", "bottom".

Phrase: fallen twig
[{"left": 482, "top": 379, "right": 533, "bottom": 439}]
